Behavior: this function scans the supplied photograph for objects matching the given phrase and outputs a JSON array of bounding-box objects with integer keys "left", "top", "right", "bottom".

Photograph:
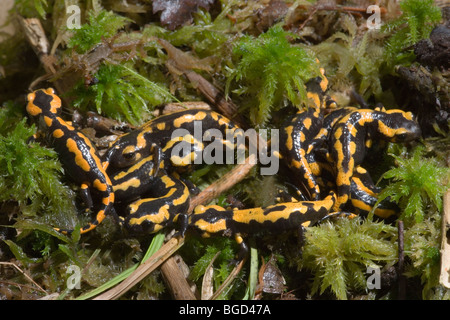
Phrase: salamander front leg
[{"left": 232, "top": 233, "right": 249, "bottom": 265}]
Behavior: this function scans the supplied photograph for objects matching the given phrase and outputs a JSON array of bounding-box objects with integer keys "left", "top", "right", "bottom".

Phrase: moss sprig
[
  {"left": 0, "top": 119, "right": 76, "bottom": 226},
  {"left": 299, "top": 217, "right": 398, "bottom": 300},
  {"left": 377, "top": 145, "right": 450, "bottom": 224},
  {"left": 67, "top": 9, "right": 131, "bottom": 54},
  {"left": 383, "top": 0, "right": 442, "bottom": 68},
  {"left": 71, "top": 63, "right": 175, "bottom": 125},
  {"left": 226, "top": 25, "right": 320, "bottom": 127}
]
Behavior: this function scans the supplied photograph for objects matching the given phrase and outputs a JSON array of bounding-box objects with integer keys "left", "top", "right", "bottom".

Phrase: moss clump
[
  {"left": 299, "top": 217, "right": 398, "bottom": 300},
  {"left": 71, "top": 63, "right": 175, "bottom": 125},
  {"left": 67, "top": 9, "right": 131, "bottom": 54},
  {"left": 0, "top": 119, "right": 76, "bottom": 226},
  {"left": 313, "top": 15, "right": 385, "bottom": 103},
  {"left": 226, "top": 25, "right": 320, "bottom": 127},
  {"left": 377, "top": 145, "right": 450, "bottom": 224},
  {"left": 383, "top": 0, "right": 442, "bottom": 68}
]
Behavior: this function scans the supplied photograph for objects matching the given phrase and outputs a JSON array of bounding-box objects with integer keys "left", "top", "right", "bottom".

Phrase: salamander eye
[{"left": 122, "top": 151, "right": 136, "bottom": 161}]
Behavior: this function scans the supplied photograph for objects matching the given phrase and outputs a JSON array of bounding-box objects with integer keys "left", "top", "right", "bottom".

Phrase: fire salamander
[
  {"left": 190, "top": 192, "right": 336, "bottom": 261},
  {"left": 329, "top": 108, "right": 421, "bottom": 211},
  {"left": 279, "top": 107, "right": 324, "bottom": 201},
  {"left": 118, "top": 173, "right": 190, "bottom": 235},
  {"left": 103, "top": 109, "right": 243, "bottom": 172},
  {"left": 277, "top": 68, "right": 336, "bottom": 201},
  {"left": 26, "top": 88, "right": 114, "bottom": 234},
  {"left": 347, "top": 168, "right": 398, "bottom": 219},
  {"left": 108, "top": 153, "right": 190, "bottom": 235}
]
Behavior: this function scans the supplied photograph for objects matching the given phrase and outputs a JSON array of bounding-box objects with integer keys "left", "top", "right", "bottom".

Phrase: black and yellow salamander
[
  {"left": 279, "top": 107, "right": 324, "bottom": 201},
  {"left": 103, "top": 109, "right": 243, "bottom": 172},
  {"left": 26, "top": 88, "right": 114, "bottom": 234},
  {"left": 329, "top": 108, "right": 421, "bottom": 211},
  {"left": 190, "top": 192, "right": 336, "bottom": 261},
  {"left": 347, "top": 168, "right": 398, "bottom": 219},
  {"left": 277, "top": 68, "right": 336, "bottom": 201},
  {"left": 117, "top": 173, "right": 190, "bottom": 235},
  {"left": 108, "top": 153, "right": 190, "bottom": 235}
]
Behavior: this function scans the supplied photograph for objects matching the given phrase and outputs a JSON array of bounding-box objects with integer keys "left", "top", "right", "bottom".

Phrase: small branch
[
  {"left": 188, "top": 153, "right": 258, "bottom": 212},
  {"left": 161, "top": 254, "right": 197, "bottom": 300},
  {"left": 92, "top": 237, "right": 183, "bottom": 300}
]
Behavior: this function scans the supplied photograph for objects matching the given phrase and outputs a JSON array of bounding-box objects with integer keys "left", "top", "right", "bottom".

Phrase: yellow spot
[
  {"left": 44, "top": 116, "right": 53, "bottom": 127},
  {"left": 196, "top": 218, "right": 227, "bottom": 233},
  {"left": 123, "top": 145, "right": 136, "bottom": 156},
  {"left": 285, "top": 126, "right": 294, "bottom": 150},
  {"left": 102, "top": 194, "right": 114, "bottom": 205},
  {"left": 273, "top": 151, "right": 282, "bottom": 159},
  {"left": 48, "top": 90, "right": 61, "bottom": 114},
  {"left": 307, "top": 92, "right": 321, "bottom": 109},
  {"left": 349, "top": 141, "right": 357, "bottom": 155},
  {"left": 174, "top": 112, "right": 207, "bottom": 128},
  {"left": 53, "top": 129, "right": 64, "bottom": 138},
  {"left": 355, "top": 166, "right": 367, "bottom": 174},
  {"left": 173, "top": 188, "right": 190, "bottom": 206},
  {"left": 319, "top": 76, "right": 328, "bottom": 93},
  {"left": 161, "top": 176, "right": 176, "bottom": 188},
  {"left": 57, "top": 117, "right": 74, "bottom": 130},
  {"left": 156, "top": 122, "right": 166, "bottom": 130},
  {"left": 129, "top": 204, "right": 170, "bottom": 227},
  {"left": 93, "top": 179, "right": 108, "bottom": 192},
  {"left": 136, "top": 131, "right": 147, "bottom": 150},
  {"left": 334, "top": 127, "right": 343, "bottom": 140},
  {"left": 291, "top": 159, "right": 302, "bottom": 169}
]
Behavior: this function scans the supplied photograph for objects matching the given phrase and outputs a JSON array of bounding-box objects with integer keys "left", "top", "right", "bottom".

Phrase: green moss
[
  {"left": 377, "top": 145, "right": 450, "bottom": 224},
  {"left": 299, "top": 217, "right": 398, "bottom": 300},
  {"left": 383, "top": 0, "right": 442, "bottom": 68},
  {"left": 13, "top": 0, "right": 51, "bottom": 19},
  {"left": 71, "top": 63, "right": 175, "bottom": 125},
  {"left": 182, "top": 236, "right": 243, "bottom": 299},
  {"left": 67, "top": 9, "right": 131, "bottom": 54},
  {"left": 226, "top": 24, "right": 320, "bottom": 127},
  {"left": 313, "top": 16, "right": 385, "bottom": 102},
  {"left": 403, "top": 210, "right": 446, "bottom": 299},
  {"left": 0, "top": 119, "right": 77, "bottom": 226}
]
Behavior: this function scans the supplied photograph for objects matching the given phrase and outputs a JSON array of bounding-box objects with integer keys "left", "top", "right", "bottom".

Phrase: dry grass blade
[
  {"left": 209, "top": 258, "right": 247, "bottom": 300},
  {"left": 93, "top": 237, "right": 184, "bottom": 300},
  {"left": 440, "top": 188, "right": 450, "bottom": 288},
  {"left": 0, "top": 262, "right": 47, "bottom": 295},
  {"left": 201, "top": 251, "right": 221, "bottom": 300}
]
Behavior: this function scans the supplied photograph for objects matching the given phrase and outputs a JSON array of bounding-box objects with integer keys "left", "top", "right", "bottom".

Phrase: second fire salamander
[
  {"left": 329, "top": 108, "right": 421, "bottom": 211},
  {"left": 26, "top": 88, "right": 114, "bottom": 234}
]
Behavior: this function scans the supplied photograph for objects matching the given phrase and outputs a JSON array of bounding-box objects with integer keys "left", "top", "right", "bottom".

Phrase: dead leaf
[{"left": 153, "top": 0, "right": 215, "bottom": 30}]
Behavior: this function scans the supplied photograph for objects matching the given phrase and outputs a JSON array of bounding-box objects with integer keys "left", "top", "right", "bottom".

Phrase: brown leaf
[{"left": 153, "top": 0, "right": 215, "bottom": 30}]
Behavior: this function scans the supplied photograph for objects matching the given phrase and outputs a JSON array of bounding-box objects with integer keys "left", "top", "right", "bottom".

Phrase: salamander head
[
  {"left": 26, "top": 88, "right": 62, "bottom": 117},
  {"left": 377, "top": 110, "right": 422, "bottom": 142}
]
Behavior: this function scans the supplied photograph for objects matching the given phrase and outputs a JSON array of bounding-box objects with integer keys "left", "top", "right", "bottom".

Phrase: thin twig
[
  {"left": 209, "top": 257, "right": 247, "bottom": 300},
  {"left": 188, "top": 153, "right": 258, "bottom": 211},
  {"left": 397, "top": 220, "right": 405, "bottom": 300},
  {"left": 0, "top": 262, "right": 47, "bottom": 295}
]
